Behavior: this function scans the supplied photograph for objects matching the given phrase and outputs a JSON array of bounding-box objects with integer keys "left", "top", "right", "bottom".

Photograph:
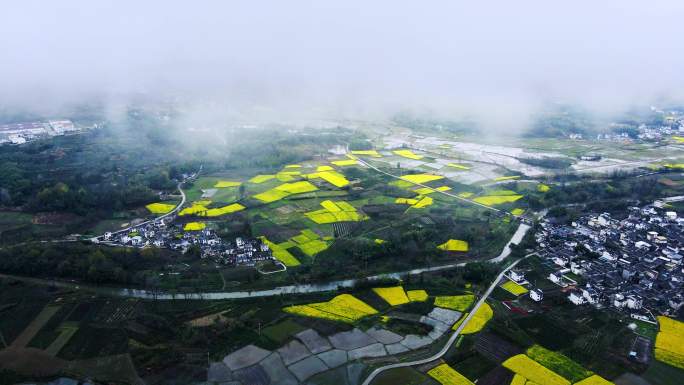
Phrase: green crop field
[
  {"left": 185, "top": 176, "right": 241, "bottom": 203},
  {"left": 370, "top": 367, "right": 435, "bottom": 385},
  {"left": 262, "top": 319, "right": 307, "bottom": 344},
  {"left": 0, "top": 211, "right": 33, "bottom": 232}
]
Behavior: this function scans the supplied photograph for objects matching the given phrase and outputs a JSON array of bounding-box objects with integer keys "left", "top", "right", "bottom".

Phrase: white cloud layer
[{"left": 1, "top": 1, "right": 683, "bottom": 125}]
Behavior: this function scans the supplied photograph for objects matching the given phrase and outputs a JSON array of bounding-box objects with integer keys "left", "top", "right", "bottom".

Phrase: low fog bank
[{"left": 1, "top": 1, "right": 683, "bottom": 133}]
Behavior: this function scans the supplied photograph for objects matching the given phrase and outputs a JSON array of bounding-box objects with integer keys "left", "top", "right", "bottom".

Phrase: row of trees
[
  {"left": 0, "top": 243, "right": 172, "bottom": 285},
  {"left": 532, "top": 172, "right": 670, "bottom": 213},
  {"left": 518, "top": 157, "right": 573, "bottom": 169}
]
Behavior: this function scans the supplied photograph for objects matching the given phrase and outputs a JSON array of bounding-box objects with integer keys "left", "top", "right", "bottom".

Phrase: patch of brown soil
[
  {"left": 0, "top": 347, "right": 66, "bottom": 376},
  {"left": 32, "top": 212, "right": 82, "bottom": 225}
]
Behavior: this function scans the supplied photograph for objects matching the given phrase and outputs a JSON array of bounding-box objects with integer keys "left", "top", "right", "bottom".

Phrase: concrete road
[{"left": 360, "top": 252, "right": 535, "bottom": 385}]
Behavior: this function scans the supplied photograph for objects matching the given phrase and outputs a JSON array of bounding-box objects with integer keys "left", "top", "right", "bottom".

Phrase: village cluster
[
  {"left": 0, "top": 119, "right": 83, "bottom": 144},
  {"left": 535, "top": 202, "right": 684, "bottom": 323},
  {"left": 568, "top": 107, "right": 684, "bottom": 142},
  {"left": 98, "top": 218, "right": 276, "bottom": 267}
]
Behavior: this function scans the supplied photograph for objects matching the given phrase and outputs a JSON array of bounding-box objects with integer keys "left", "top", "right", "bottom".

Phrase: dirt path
[
  {"left": 45, "top": 325, "right": 78, "bottom": 356},
  {"left": 10, "top": 305, "right": 60, "bottom": 348},
  {"left": 219, "top": 269, "right": 227, "bottom": 290}
]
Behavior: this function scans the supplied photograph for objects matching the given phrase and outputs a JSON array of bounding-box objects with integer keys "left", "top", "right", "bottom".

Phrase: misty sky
[{"left": 2, "top": 1, "right": 684, "bottom": 124}]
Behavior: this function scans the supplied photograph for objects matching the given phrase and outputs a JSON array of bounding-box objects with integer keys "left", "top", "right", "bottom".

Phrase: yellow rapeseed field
[
  {"left": 179, "top": 203, "right": 210, "bottom": 216},
  {"left": 214, "top": 181, "right": 241, "bottom": 188},
  {"left": 526, "top": 344, "right": 592, "bottom": 382},
  {"left": 336, "top": 201, "right": 357, "bottom": 211},
  {"left": 407, "top": 290, "right": 429, "bottom": 302},
  {"left": 447, "top": 163, "right": 471, "bottom": 170},
  {"left": 659, "top": 316, "right": 684, "bottom": 334},
  {"left": 458, "top": 192, "right": 474, "bottom": 198},
  {"left": 537, "top": 184, "right": 550, "bottom": 192},
  {"left": 318, "top": 170, "right": 351, "bottom": 187},
  {"left": 305, "top": 200, "right": 364, "bottom": 224},
  {"left": 400, "top": 173, "right": 445, "bottom": 184},
  {"left": 390, "top": 180, "right": 415, "bottom": 189},
  {"left": 510, "top": 374, "right": 527, "bottom": 385},
  {"left": 253, "top": 189, "right": 290, "bottom": 203},
  {"left": 374, "top": 238, "right": 386, "bottom": 245},
  {"left": 298, "top": 240, "right": 329, "bottom": 256},
  {"left": 452, "top": 312, "right": 468, "bottom": 330},
  {"left": 396, "top": 198, "right": 419, "bottom": 205},
  {"left": 673, "top": 136, "right": 684, "bottom": 143},
  {"left": 306, "top": 170, "right": 350, "bottom": 187},
  {"left": 494, "top": 176, "right": 520, "bottom": 181},
  {"left": 312, "top": 294, "right": 377, "bottom": 319},
  {"left": 414, "top": 186, "right": 451, "bottom": 195},
  {"left": 502, "top": 355, "right": 570, "bottom": 385},
  {"left": 145, "top": 202, "right": 176, "bottom": 214},
  {"left": 259, "top": 236, "right": 300, "bottom": 266},
  {"left": 414, "top": 187, "right": 433, "bottom": 195},
  {"left": 460, "top": 302, "right": 493, "bottom": 334},
  {"left": 393, "top": 149, "right": 423, "bottom": 160},
  {"left": 654, "top": 316, "right": 684, "bottom": 369},
  {"left": 331, "top": 159, "right": 358, "bottom": 166},
  {"left": 321, "top": 200, "right": 342, "bottom": 212},
  {"left": 283, "top": 294, "right": 377, "bottom": 323},
  {"left": 283, "top": 305, "right": 352, "bottom": 323},
  {"left": 316, "top": 165, "right": 334, "bottom": 171},
  {"left": 276, "top": 173, "right": 297, "bottom": 182},
  {"left": 437, "top": 239, "right": 469, "bottom": 252},
  {"left": 655, "top": 348, "right": 684, "bottom": 370},
  {"left": 434, "top": 295, "right": 474, "bottom": 311},
  {"left": 501, "top": 281, "right": 529, "bottom": 296},
  {"left": 473, "top": 195, "right": 523, "bottom": 206},
  {"left": 200, "top": 203, "right": 245, "bottom": 217},
  {"left": 350, "top": 150, "right": 382, "bottom": 157},
  {"left": 427, "top": 363, "right": 475, "bottom": 385},
  {"left": 249, "top": 174, "right": 276, "bottom": 183},
  {"left": 511, "top": 208, "right": 525, "bottom": 216},
  {"left": 183, "top": 222, "right": 206, "bottom": 231},
  {"left": 573, "top": 375, "right": 614, "bottom": 385},
  {"left": 290, "top": 229, "right": 329, "bottom": 256},
  {"left": 253, "top": 181, "right": 318, "bottom": 203},
  {"left": 305, "top": 211, "right": 337, "bottom": 224},
  {"left": 275, "top": 181, "right": 318, "bottom": 194},
  {"left": 278, "top": 170, "right": 302, "bottom": 177},
  {"left": 373, "top": 286, "right": 410, "bottom": 306},
  {"left": 412, "top": 196, "right": 434, "bottom": 208}
]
